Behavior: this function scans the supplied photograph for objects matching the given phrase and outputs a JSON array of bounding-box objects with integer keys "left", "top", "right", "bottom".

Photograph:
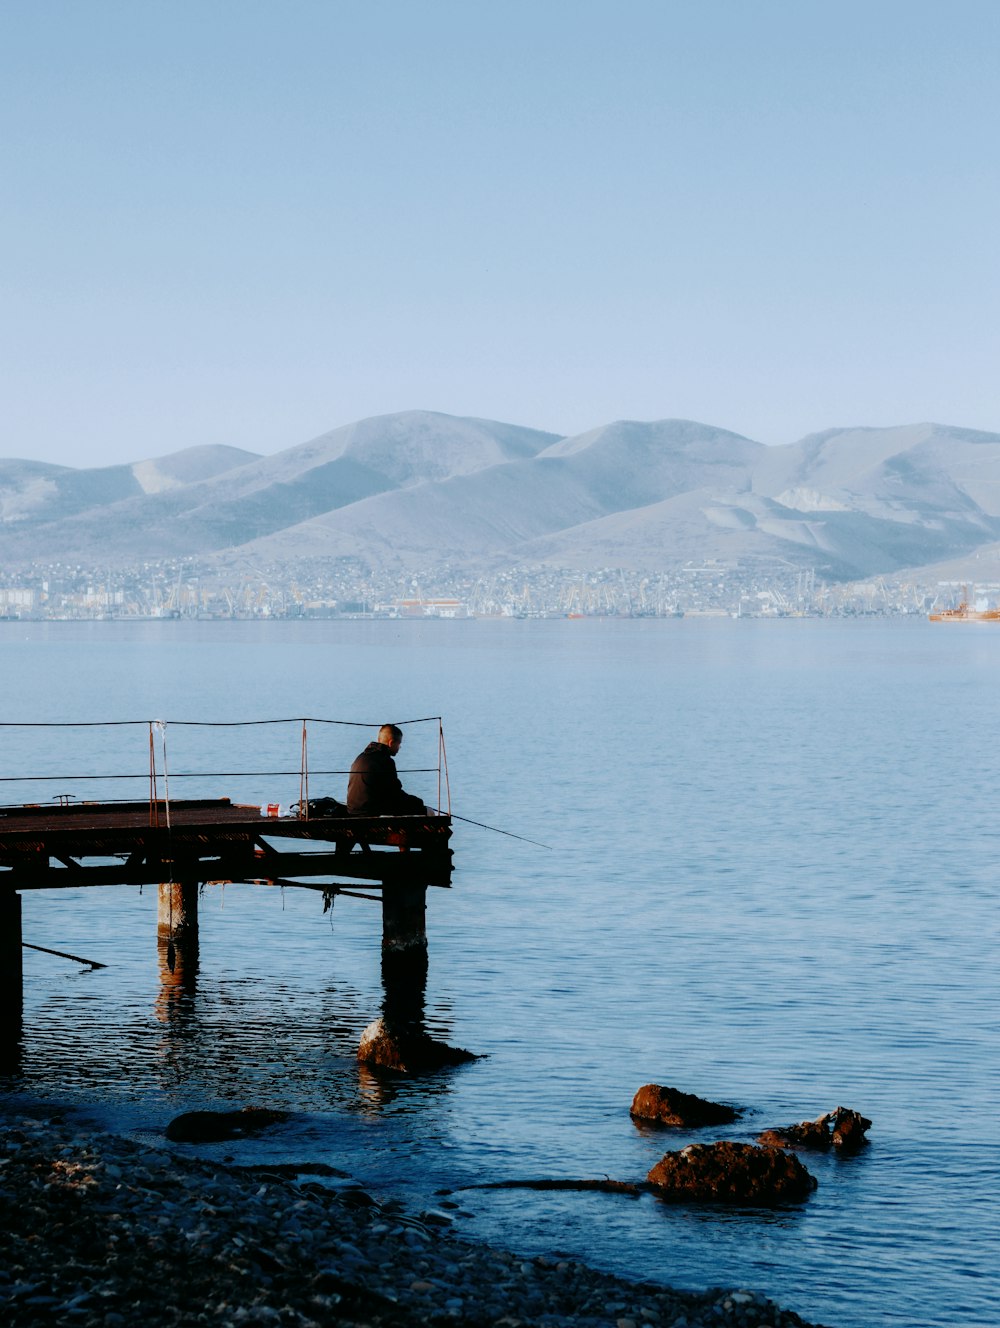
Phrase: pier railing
[{"left": 0, "top": 715, "right": 451, "bottom": 819}]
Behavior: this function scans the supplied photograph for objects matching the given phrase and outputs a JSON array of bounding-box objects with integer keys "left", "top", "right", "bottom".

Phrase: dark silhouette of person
[{"left": 347, "top": 724, "right": 427, "bottom": 815}]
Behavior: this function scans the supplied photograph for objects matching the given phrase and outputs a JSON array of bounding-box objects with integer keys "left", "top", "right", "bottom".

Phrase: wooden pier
[
  {"left": 0, "top": 796, "right": 453, "bottom": 1029},
  {"left": 0, "top": 714, "right": 456, "bottom": 1038}
]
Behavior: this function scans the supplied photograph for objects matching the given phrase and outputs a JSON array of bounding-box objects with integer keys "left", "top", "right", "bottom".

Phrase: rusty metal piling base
[
  {"left": 157, "top": 881, "right": 200, "bottom": 947},
  {"left": 157, "top": 880, "right": 200, "bottom": 991}
]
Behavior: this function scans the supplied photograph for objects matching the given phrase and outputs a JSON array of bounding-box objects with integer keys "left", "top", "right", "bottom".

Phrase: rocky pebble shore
[{"left": 1, "top": 1108, "right": 830, "bottom": 1328}]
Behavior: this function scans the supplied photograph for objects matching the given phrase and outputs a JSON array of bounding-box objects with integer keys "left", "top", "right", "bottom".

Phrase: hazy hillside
[
  {"left": 745, "top": 422, "right": 1000, "bottom": 575},
  {"left": 753, "top": 423, "right": 1000, "bottom": 520},
  {"left": 0, "top": 444, "right": 259, "bottom": 527},
  {"left": 3, "top": 412, "right": 1000, "bottom": 581},
  {"left": 0, "top": 458, "right": 142, "bottom": 525},
  {"left": 0, "top": 412, "right": 560, "bottom": 562},
  {"left": 229, "top": 418, "right": 762, "bottom": 567},
  {"left": 131, "top": 444, "right": 261, "bottom": 494}
]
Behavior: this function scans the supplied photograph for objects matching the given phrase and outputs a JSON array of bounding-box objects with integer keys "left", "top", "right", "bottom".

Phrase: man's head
[{"left": 377, "top": 723, "right": 403, "bottom": 755}]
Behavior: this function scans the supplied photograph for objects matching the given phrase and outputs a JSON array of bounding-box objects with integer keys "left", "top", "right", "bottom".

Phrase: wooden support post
[
  {"left": 381, "top": 943, "right": 427, "bottom": 1035},
  {"left": 378, "top": 880, "right": 429, "bottom": 1052},
  {"left": 381, "top": 882, "right": 427, "bottom": 958},
  {"left": 157, "top": 881, "right": 199, "bottom": 946},
  {"left": 0, "top": 888, "right": 23, "bottom": 1032},
  {"left": 157, "top": 881, "right": 199, "bottom": 979},
  {"left": 156, "top": 881, "right": 199, "bottom": 1010}
]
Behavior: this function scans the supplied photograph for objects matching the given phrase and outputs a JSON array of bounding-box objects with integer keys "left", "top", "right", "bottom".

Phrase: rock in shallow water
[
  {"left": 757, "top": 1118, "right": 832, "bottom": 1151},
  {"left": 165, "top": 1107, "right": 290, "bottom": 1143},
  {"left": 829, "top": 1106, "right": 872, "bottom": 1153},
  {"left": 357, "top": 1018, "right": 477, "bottom": 1073},
  {"left": 647, "top": 1141, "right": 817, "bottom": 1205},
  {"left": 758, "top": 1106, "right": 872, "bottom": 1154},
  {"left": 629, "top": 1083, "right": 741, "bottom": 1127}
]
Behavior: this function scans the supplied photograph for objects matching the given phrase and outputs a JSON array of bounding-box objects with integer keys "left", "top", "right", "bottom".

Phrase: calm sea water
[{"left": 1, "top": 618, "right": 998, "bottom": 1328}]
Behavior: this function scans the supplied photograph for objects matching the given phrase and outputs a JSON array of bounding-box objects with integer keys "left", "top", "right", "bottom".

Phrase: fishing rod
[
  {"left": 433, "top": 809, "right": 552, "bottom": 850},
  {"left": 22, "top": 942, "right": 107, "bottom": 969}
]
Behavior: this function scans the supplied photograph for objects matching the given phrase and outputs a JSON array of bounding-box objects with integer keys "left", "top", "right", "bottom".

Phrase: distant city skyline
[{"left": 4, "top": 0, "right": 1000, "bottom": 469}]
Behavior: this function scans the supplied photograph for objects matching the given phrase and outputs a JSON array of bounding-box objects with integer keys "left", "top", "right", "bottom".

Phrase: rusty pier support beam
[
  {"left": 0, "top": 888, "right": 23, "bottom": 1034},
  {"left": 157, "top": 880, "right": 200, "bottom": 978}
]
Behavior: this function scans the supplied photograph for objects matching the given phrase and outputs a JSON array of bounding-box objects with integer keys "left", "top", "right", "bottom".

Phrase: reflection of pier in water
[{"left": 150, "top": 961, "right": 442, "bottom": 1112}]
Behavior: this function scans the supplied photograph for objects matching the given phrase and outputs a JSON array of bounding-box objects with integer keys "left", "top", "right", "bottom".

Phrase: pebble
[{"left": 0, "top": 1109, "right": 830, "bottom": 1328}]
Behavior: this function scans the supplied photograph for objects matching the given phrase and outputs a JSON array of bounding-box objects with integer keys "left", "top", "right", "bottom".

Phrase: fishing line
[{"left": 434, "top": 809, "right": 552, "bottom": 850}]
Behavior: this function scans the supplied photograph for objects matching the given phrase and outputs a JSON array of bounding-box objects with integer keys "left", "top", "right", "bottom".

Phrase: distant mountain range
[{"left": 4, "top": 412, "right": 1000, "bottom": 582}]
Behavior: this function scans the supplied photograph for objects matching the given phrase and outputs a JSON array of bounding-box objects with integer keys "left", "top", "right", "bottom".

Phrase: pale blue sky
[{"left": 3, "top": 0, "right": 999, "bottom": 467}]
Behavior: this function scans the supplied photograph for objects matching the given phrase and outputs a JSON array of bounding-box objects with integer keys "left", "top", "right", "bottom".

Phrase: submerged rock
[
  {"left": 758, "top": 1106, "right": 871, "bottom": 1154},
  {"left": 758, "top": 1118, "right": 832, "bottom": 1152},
  {"left": 630, "top": 1083, "right": 740, "bottom": 1127},
  {"left": 829, "top": 1106, "right": 872, "bottom": 1153},
  {"left": 165, "top": 1107, "right": 290, "bottom": 1143},
  {"left": 357, "top": 1018, "right": 477, "bottom": 1074},
  {"left": 647, "top": 1141, "right": 816, "bottom": 1205}
]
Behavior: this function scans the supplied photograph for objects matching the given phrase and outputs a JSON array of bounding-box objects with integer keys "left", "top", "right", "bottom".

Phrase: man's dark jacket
[{"left": 347, "top": 742, "right": 425, "bottom": 815}]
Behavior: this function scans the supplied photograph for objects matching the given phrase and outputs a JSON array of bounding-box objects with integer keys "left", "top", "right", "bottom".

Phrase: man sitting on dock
[{"left": 347, "top": 724, "right": 428, "bottom": 816}]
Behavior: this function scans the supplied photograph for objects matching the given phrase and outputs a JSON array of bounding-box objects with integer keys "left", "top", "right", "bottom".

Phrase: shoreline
[{"left": 1, "top": 1104, "right": 830, "bottom": 1328}]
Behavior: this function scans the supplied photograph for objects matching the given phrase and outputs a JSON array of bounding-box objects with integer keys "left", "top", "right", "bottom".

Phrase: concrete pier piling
[
  {"left": 381, "top": 882, "right": 428, "bottom": 957},
  {"left": 157, "top": 882, "right": 199, "bottom": 953}
]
